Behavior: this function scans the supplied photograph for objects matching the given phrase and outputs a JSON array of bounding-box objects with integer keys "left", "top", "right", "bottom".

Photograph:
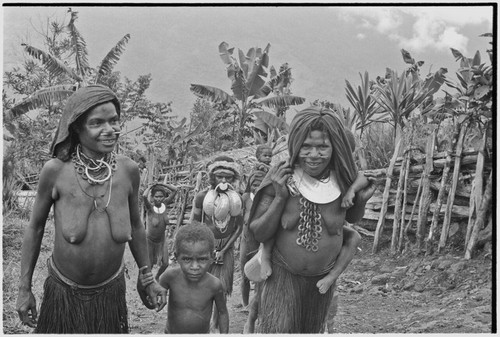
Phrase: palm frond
[
  {"left": 22, "top": 44, "right": 82, "bottom": 82},
  {"left": 95, "top": 34, "right": 131, "bottom": 83},
  {"left": 5, "top": 84, "right": 76, "bottom": 122},
  {"left": 190, "top": 84, "right": 236, "bottom": 105}
]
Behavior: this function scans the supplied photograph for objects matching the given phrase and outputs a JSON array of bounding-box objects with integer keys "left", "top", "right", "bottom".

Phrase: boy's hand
[
  {"left": 341, "top": 189, "right": 356, "bottom": 208},
  {"left": 145, "top": 282, "right": 168, "bottom": 312}
]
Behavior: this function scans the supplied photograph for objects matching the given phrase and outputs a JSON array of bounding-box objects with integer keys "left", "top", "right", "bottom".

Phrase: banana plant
[
  {"left": 190, "top": 42, "right": 305, "bottom": 147},
  {"left": 5, "top": 8, "right": 131, "bottom": 122}
]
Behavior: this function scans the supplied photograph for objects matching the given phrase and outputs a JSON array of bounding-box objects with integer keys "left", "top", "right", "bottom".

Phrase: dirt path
[
  {"left": 126, "top": 236, "right": 493, "bottom": 334},
  {"left": 3, "top": 218, "right": 492, "bottom": 334}
]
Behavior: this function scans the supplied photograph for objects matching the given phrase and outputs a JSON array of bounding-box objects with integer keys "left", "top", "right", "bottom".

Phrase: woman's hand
[{"left": 269, "top": 160, "right": 293, "bottom": 200}]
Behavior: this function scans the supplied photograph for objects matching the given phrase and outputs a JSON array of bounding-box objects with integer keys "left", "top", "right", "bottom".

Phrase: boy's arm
[
  {"left": 214, "top": 282, "right": 229, "bottom": 333},
  {"left": 349, "top": 171, "right": 371, "bottom": 194},
  {"left": 345, "top": 175, "right": 377, "bottom": 223},
  {"left": 317, "top": 226, "right": 361, "bottom": 289}
]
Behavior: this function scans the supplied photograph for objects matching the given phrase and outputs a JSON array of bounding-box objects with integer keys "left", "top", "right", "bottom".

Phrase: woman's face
[
  {"left": 76, "top": 102, "right": 120, "bottom": 159},
  {"left": 214, "top": 172, "right": 235, "bottom": 185},
  {"left": 297, "top": 130, "right": 333, "bottom": 178}
]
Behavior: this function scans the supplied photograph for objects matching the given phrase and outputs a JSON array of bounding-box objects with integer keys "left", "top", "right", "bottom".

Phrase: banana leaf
[
  {"left": 67, "top": 10, "right": 90, "bottom": 78},
  {"left": 190, "top": 84, "right": 236, "bottom": 105},
  {"left": 6, "top": 84, "right": 76, "bottom": 122},
  {"left": 96, "top": 34, "right": 131, "bottom": 82},
  {"left": 256, "top": 95, "right": 305, "bottom": 110},
  {"left": 22, "top": 44, "right": 82, "bottom": 82},
  {"left": 254, "top": 109, "right": 289, "bottom": 131}
]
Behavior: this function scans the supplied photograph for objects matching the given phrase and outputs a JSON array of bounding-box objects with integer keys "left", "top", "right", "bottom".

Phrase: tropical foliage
[{"left": 190, "top": 42, "right": 305, "bottom": 146}]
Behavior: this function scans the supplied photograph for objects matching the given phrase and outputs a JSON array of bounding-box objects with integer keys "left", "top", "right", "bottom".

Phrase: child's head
[
  {"left": 174, "top": 223, "right": 215, "bottom": 281},
  {"left": 255, "top": 145, "right": 272, "bottom": 165},
  {"left": 151, "top": 185, "right": 166, "bottom": 206},
  {"left": 246, "top": 170, "right": 267, "bottom": 194}
]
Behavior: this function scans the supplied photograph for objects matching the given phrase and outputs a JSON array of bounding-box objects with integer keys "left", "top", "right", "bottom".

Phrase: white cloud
[
  {"left": 337, "top": 6, "right": 492, "bottom": 53},
  {"left": 356, "top": 33, "right": 366, "bottom": 40}
]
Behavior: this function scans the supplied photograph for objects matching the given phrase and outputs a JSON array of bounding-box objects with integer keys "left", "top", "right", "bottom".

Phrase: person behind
[
  {"left": 254, "top": 144, "right": 273, "bottom": 173},
  {"left": 143, "top": 183, "right": 178, "bottom": 280},
  {"left": 140, "top": 222, "right": 229, "bottom": 334},
  {"left": 248, "top": 106, "right": 376, "bottom": 333},
  {"left": 15, "top": 85, "right": 167, "bottom": 333},
  {"left": 191, "top": 156, "right": 243, "bottom": 332},
  {"left": 239, "top": 170, "right": 267, "bottom": 333}
]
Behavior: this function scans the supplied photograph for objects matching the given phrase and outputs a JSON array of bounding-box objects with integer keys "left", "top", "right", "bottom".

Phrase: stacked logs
[{"left": 368, "top": 131, "right": 491, "bottom": 259}]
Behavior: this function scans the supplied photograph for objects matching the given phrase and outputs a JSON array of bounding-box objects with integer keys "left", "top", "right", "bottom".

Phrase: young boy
[
  {"left": 140, "top": 223, "right": 229, "bottom": 334},
  {"left": 143, "top": 183, "right": 178, "bottom": 280},
  {"left": 254, "top": 144, "right": 273, "bottom": 172}
]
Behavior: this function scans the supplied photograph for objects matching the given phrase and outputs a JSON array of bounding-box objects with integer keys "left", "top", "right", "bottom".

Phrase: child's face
[
  {"left": 176, "top": 241, "right": 213, "bottom": 282},
  {"left": 153, "top": 191, "right": 165, "bottom": 206},
  {"left": 258, "top": 148, "right": 272, "bottom": 165}
]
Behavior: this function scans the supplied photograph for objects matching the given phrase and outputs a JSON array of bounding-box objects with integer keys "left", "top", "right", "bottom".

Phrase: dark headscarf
[
  {"left": 245, "top": 170, "right": 267, "bottom": 193},
  {"left": 287, "top": 106, "right": 357, "bottom": 194},
  {"left": 50, "top": 85, "right": 120, "bottom": 161}
]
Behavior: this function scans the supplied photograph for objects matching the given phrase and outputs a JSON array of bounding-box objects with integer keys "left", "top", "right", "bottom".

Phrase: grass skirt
[
  {"left": 258, "top": 249, "right": 335, "bottom": 333},
  {"left": 35, "top": 257, "right": 128, "bottom": 333},
  {"left": 209, "top": 238, "right": 234, "bottom": 296}
]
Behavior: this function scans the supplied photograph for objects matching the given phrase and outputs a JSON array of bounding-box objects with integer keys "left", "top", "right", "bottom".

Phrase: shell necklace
[{"left": 72, "top": 144, "right": 117, "bottom": 185}]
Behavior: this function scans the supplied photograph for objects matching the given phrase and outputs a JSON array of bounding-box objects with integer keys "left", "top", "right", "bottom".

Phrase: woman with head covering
[
  {"left": 15, "top": 85, "right": 167, "bottom": 333},
  {"left": 248, "top": 106, "right": 376, "bottom": 333},
  {"left": 190, "top": 155, "right": 244, "bottom": 332}
]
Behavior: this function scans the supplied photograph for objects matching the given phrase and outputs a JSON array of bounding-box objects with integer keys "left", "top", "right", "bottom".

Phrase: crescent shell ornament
[
  {"left": 214, "top": 193, "right": 230, "bottom": 221},
  {"left": 226, "top": 189, "right": 242, "bottom": 216},
  {"left": 202, "top": 189, "right": 218, "bottom": 217}
]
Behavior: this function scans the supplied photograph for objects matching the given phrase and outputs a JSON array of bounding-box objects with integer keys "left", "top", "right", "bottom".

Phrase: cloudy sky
[{"left": 3, "top": 3, "right": 494, "bottom": 121}]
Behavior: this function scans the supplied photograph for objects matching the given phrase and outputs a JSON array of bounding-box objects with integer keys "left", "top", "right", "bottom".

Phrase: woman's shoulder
[{"left": 41, "top": 158, "right": 66, "bottom": 175}]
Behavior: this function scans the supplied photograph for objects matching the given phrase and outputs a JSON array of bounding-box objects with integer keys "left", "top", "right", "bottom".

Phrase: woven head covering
[
  {"left": 245, "top": 170, "right": 267, "bottom": 193},
  {"left": 288, "top": 106, "right": 357, "bottom": 194},
  {"left": 207, "top": 155, "right": 242, "bottom": 189},
  {"left": 50, "top": 85, "right": 120, "bottom": 161}
]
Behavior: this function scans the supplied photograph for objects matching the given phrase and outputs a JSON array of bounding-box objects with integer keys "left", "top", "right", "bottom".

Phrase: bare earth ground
[{"left": 3, "top": 217, "right": 494, "bottom": 334}]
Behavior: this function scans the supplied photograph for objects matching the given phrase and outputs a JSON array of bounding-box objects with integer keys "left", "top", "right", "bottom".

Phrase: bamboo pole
[
  {"left": 425, "top": 150, "right": 452, "bottom": 256},
  {"left": 416, "top": 129, "right": 436, "bottom": 250},
  {"left": 465, "top": 171, "right": 492, "bottom": 259},
  {"left": 391, "top": 151, "right": 408, "bottom": 254},
  {"left": 372, "top": 138, "right": 402, "bottom": 254},
  {"left": 398, "top": 151, "right": 412, "bottom": 252},
  {"left": 438, "top": 121, "right": 468, "bottom": 253},
  {"left": 465, "top": 132, "right": 486, "bottom": 248}
]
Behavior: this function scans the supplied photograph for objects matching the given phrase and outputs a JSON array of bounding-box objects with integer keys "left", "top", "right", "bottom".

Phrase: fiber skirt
[
  {"left": 35, "top": 257, "right": 128, "bottom": 334},
  {"left": 258, "top": 248, "right": 335, "bottom": 333}
]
